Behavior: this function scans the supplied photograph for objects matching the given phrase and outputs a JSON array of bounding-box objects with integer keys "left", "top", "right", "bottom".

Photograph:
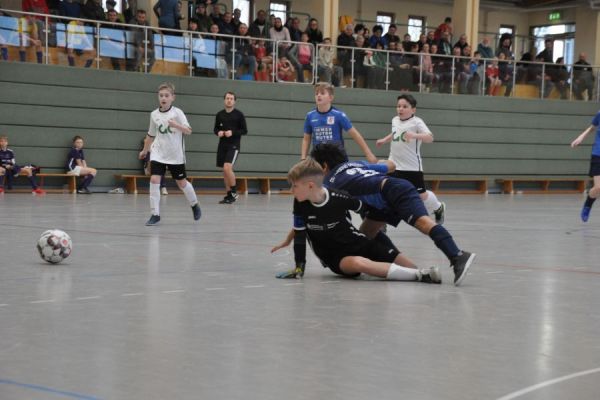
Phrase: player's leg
[
  {"left": 170, "top": 164, "right": 201, "bottom": 221},
  {"left": 77, "top": 167, "right": 97, "bottom": 193},
  {"left": 19, "top": 166, "right": 45, "bottom": 194},
  {"left": 339, "top": 256, "right": 440, "bottom": 283},
  {"left": 220, "top": 146, "right": 240, "bottom": 204},
  {"left": 421, "top": 191, "right": 445, "bottom": 224},
  {"left": 0, "top": 167, "right": 5, "bottom": 193},
  {"left": 581, "top": 173, "right": 600, "bottom": 222},
  {"left": 146, "top": 161, "right": 166, "bottom": 225}
]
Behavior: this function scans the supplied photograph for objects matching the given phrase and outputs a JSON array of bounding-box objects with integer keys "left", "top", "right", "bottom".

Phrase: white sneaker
[
  {"left": 418, "top": 266, "right": 442, "bottom": 284},
  {"left": 161, "top": 187, "right": 168, "bottom": 195}
]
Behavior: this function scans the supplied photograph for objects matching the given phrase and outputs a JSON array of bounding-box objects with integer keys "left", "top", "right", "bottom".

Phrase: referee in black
[{"left": 214, "top": 91, "right": 247, "bottom": 204}]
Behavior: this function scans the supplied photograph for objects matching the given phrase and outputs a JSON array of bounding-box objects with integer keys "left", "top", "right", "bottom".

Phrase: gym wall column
[{"left": 453, "top": 0, "right": 480, "bottom": 50}]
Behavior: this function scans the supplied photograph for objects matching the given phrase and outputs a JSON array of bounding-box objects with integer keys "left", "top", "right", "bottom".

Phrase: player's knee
[
  {"left": 175, "top": 178, "right": 188, "bottom": 188},
  {"left": 414, "top": 216, "right": 435, "bottom": 234}
]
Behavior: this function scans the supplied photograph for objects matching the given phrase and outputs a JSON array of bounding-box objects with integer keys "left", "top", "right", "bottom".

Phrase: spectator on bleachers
[
  {"left": 105, "top": 9, "right": 124, "bottom": 70},
  {"left": 208, "top": 22, "right": 228, "bottom": 78},
  {"left": 253, "top": 39, "right": 272, "bottom": 80},
  {"left": 276, "top": 55, "right": 295, "bottom": 82},
  {"left": 124, "top": 0, "right": 136, "bottom": 23},
  {"left": 352, "top": 34, "right": 369, "bottom": 88},
  {"left": 317, "top": 37, "right": 344, "bottom": 87},
  {"left": 496, "top": 34, "right": 513, "bottom": 59},
  {"left": 270, "top": 16, "right": 291, "bottom": 60},
  {"left": 477, "top": 37, "right": 494, "bottom": 59},
  {"left": 418, "top": 43, "right": 434, "bottom": 91},
  {"left": 66, "top": 19, "right": 95, "bottom": 67},
  {"left": 434, "top": 17, "right": 452, "bottom": 41},
  {"left": 486, "top": 57, "right": 502, "bottom": 96},
  {"left": 573, "top": 52, "right": 594, "bottom": 101},
  {"left": 128, "top": 9, "right": 155, "bottom": 72},
  {"left": 531, "top": 55, "right": 554, "bottom": 98},
  {"left": 353, "top": 23, "right": 365, "bottom": 39},
  {"left": 368, "top": 25, "right": 386, "bottom": 49},
  {"left": 364, "top": 42, "right": 386, "bottom": 89},
  {"left": 337, "top": 23, "right": 355, "bottom": 76},
  {"left": 59, "top": 0, "right": 81, "bottom": 19},
  {"left": 21, "top": 0, "right": 47, "bottom": 63},
  {"left": 516, "top": 51, "right": 533, "bottom": 83},
  {"left": 288, "top": 17, "right": 302, "bottom": 42},
  {"left": 363, "top": 27, "right": 371, "bottom": 42},
  {"left": 551, "top": 57, "right": 569, "bottom": 100},
  {"left": 437, "top": 30, "right": 452, "bottom": 56},
  {"left": 105, "top": 0, "right": 125, "bottom": 22},
  {"left": 497, "top": 52, "right": 513, "bottom": 97},
  {"left": 210, "top": 3, "right": 223, "bottom": 24},
  {"left": 217, "top": 12, "right": 236, "bottom": 37},
  {"left": 194, "top": 3, "right": 212, "bottom": 32},
  {"left": 432, "top": 43, "right": 451, "bottom": 93},
  {"left": 467, "top": 51, "right": 483, "bottom": 95},
  {"left": 288, "top": 31, "right": 310, "bottom": 82},
  {"left": 453, "top": 34, "right": 469, "bottom": 52},
  {"left": 153, "top": 0, "right": 178, "bottom": 30},
  {"left": 417, "top": 33, "right": 427, "bottom": 51},
  {"left": 536, "top": 39, "right": 553, "bottom": 63},
  {"left": 453, "top": 47, "right": 470, "bottom": 94},
  {"left": 426, "top": 30, "right": 435, "bottom": 47},
  {"left": 232, "top": 8, "right": 242, "bottom": 31},
  {"left": 388, "top": 40, "right": 403, "bottom": 66},
  {"left": 305, "top": 18, "right": 323, "bottom": 46},
  {"left": 401, "top": 33, "right": 411, "bottom": 51},
  {"left": 249, "top": 9, "right": 270, "bottom": 40},
  {"left": 235, "top": 23, "right": 257, "bottom": 77},
  {"left": 384, "top": 24, "right": 399, "bottom": 45},
  {"left": 82, "top": 0, "right": 105, "bottom": 22}
]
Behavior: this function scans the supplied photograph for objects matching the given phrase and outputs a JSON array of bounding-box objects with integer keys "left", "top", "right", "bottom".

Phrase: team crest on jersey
[
  {"left": 326, "top": 116, "right": 335, "bottom": 125},
  {"left": 158, "top": 124, "right": 173, "bottom": 134}
]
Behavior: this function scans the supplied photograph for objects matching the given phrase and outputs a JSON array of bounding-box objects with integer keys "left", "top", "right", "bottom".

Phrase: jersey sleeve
[
  {"left": 357, "top": 161, "right": 389, "bottom": 174},
  {"left": 416, "top": 118, "right": 432, "bottom": 134},
  {"left": 148, "top": 113, "right": 158, "bottom": 137},
  {"left": 340, "top": 111, "right": 353, "bottom": 131},
  {"left": 303, "top": 113, "right": 312, "bottom": 135},
  {"left": 592, "top": 112, "right": 600, "bottom": 127},
  {"left": 332, "top": 189, "right": 363, "bottom": 213},
  {"left": 292, "top": 200, "right": 306, "bottom": 230},
  {"left": 176, "top": 108, "right": 191, "bottom": 130}
]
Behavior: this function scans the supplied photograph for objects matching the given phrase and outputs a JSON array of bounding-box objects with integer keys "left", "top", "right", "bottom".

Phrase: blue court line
[{"left": 0, "top": 378, "right": 102, "bottom": 400}]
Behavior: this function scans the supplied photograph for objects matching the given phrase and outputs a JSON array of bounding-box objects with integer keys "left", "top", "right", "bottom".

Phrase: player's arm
[
  {"left": 213, "top": 113, "right": 224, "bottom": 137},
  {"left": 233, "top": 113, "right": 248, "bottom": 137},
  {"left": 271, "top": 229, "right": 295, "bottom": 253},
  {"left": 301, "top": 133, "right": 311, "bottom": 160},
  {"left": 348, "top": 127, "right": 377, "bottom": 163},
  {"left": 404, "top": 131, "right": 433, "bottom": 143},
  {"left": 168, "top": 119, "right": 192, "bottom": 135},
  {"left": 139, "top": 134, "right": 155, "bottom": 159},
  {"left": 375, "top": 133, "right": 393, "bottom": 147},
  {"left": 571, "top": 124, "right": 595, "bottom": 147}
]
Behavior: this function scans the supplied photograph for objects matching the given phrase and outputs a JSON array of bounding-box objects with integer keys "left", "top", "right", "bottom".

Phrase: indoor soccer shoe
[
  {"left": 451, "top": 251, "right": 476, "bottom": 286},
  {"left": 434, "top": 202, "right": 446, "bottom": 224},
  {"left": 192, "top": 203, "right": 201, "bottom": 220},
  {"left": 32, "top": 188, "right": 46, "bottom": 195},
  {"left": 581, "top": 206, "right": 591, "bottom": 222},
  {"left": 77, "top": 188, "right": 91, "bottom": 194},
  {"left": 219, "top": 194, "right": 236, "bottom": 204},
  {"left": 161, "top": 187, "right": 168, "bottom": 195},
  {"left": 276, "top": 263, "right": 305, "bottom": 279},
  {"left": 145, "top": 215, "right": 161, "bottom": 226},
  {"left": 418, "top": 266, "right": 442, "bottom": 284}
]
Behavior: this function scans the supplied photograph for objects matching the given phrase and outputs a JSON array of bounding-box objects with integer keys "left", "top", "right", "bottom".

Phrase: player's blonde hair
[
  {"left": 288, "top": 158, "right": 324, "bottom": 185},
  {"left": 314, "top": 82, "right": 334, "bottom": 96},
  {"left": 158, "top": 82, "right": 175, "bottom": 94}
]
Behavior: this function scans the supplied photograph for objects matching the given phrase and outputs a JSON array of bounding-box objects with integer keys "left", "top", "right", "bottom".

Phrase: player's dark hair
[
  {"left": 397, "top": 94, "right": 417, "bottom": 108},
  {"left": 72, "top": 135, "right": 83, "bottom": 143},
  {"left": 224, "top": 91, "right": 236, "bottom": 100},
  {"left": 310, "top": 143, "right": 347, "bottom": 171}
]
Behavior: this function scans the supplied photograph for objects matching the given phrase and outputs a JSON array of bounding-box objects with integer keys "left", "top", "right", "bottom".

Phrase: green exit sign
[{"left": 548, "top": 11, "right": 562, "bottom": 21}]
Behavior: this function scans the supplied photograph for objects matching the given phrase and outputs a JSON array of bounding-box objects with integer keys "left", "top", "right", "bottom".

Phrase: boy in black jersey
[
  {"left": 271, "top": 159, "right": 441, "bottom": 283},
  {"left": 214, "top": 91, "right": 248, "bottom": 204}
]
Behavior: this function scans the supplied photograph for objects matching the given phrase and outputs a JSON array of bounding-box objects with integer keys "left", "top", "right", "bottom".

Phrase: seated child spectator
[
  {"left": 253, "top": 39, "right": 272, "bottom": 81},
  {"left": 0, "top": 135, "right": 45, "bottom": 194},
  {"left": 66, "top": 135, "right": 97, "bottom": 194},
  {"left": 317, "top": 37, "right": 344, "bottom": 87},
  {"left": 18, "top": 15, "right": 44, "bottom": 64},
  {"left": 276, "top": 56, "right": 295, "bottom": 82},
  {"left": 486, "top": 57, "right": 502, "bottom": 96},
  {"left": 497, "top": 52, "right": 513, "bottom": 97}
]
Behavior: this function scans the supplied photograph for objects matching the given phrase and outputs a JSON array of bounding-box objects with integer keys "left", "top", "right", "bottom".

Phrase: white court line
[
  {"left": 321, "top": 281, "right": 341, "bottom": 284},
  {"left": 496, "top": 367, "right": 600, "bottom": 400},
  {"left": 516, "top": 269, "right": 533, "bottom": 272},
  {"left": 121, "top": 292, "right": 143, "bottom": 297},
  {"left": 162, "top": 289, "right": 186, "bottom": 294},
  {"left": 75, "top": 296, "right": 101, "bottom": 301},
  {"left": 284, "top": 282, "right": 304, "bottom": 286},
  {"left": 0, "top": 304, "right": 8, "bottom": 307},
  {"left": 30, "top": 299, "right": 55, "bottom": 304},
  {"left": 243, "top": 285, "right": 265, "bottom": 289},
  {"left": 486, "top": 271, "right": 504, "bottom": 274},
  {"left": 205, "top": 287, "right": 225, "bottom": 291}
]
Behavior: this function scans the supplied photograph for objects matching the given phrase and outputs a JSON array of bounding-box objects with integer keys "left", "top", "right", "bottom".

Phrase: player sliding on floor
[
  {"left": 571, "top": 111, "right": 600, "bottom": 222},
  {"left": 310, "top": 143, "right": 476, "bottom": 286},
  {"left": 272, "top": 158, "right": 441, "bottom": 283}
]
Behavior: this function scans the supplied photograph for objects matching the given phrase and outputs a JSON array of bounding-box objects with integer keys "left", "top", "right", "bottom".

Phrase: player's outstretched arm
[
  {"left": 348, "top": 127, "right": 377, "bottom": 163},
  {"left": 404, "top": 131, "right": 434, "bottom": 143},
  {"left": 571, "top": 125, "right": 595, "bottom": 148},
  {"left": 139, "top": 135, "right": 155, "bottom": 159},
  {"left": 272, "top": 229, "right": 306, "bottom": 279},
  {"left": 301, "top": 133, "right": 311, "bottom": 160},
  {"left": 271, "top": 229, "right": 295, "bottom": 253},
  {"left": 376, "top": 133, "right": 393, "bottom": 147}
]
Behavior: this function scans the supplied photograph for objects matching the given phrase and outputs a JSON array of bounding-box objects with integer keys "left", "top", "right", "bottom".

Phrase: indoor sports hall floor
[{"left": 1, "top": 192, "right": 599, "bottom": 400}]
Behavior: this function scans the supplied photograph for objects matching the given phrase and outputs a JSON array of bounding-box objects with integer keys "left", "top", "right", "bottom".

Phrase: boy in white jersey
[
  {"left": 376, "top": 94, "right": 446, "bottom": 224},
  {"left": 139, "top": 83, "right": 201, "bottom": 226}
]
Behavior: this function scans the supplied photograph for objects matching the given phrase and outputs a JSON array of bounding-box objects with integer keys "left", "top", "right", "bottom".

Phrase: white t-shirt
[
  {"left": 388, "top": 115, "right": 432, "bottom": 171},
  {"left": 147, "top": 106, "right": 191, "bottom": 165}
]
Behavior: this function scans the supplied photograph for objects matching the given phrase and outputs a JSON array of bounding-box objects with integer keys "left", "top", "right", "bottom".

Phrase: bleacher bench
[
  {"left": 3, "top": 173, "right": 77, "bottom": 193},
  {"left": 496, "top": 177, "right": 588, "bottom": 194},
  {"left": 114, "top": 175, "right": 291, "bottom": 194},
  {"left": 426, "top": 176, "right": 488, "bottom": 194}
]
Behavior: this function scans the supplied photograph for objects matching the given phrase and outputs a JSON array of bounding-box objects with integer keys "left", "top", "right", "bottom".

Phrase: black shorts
[
  {"left": 365, "top": 177, "right": 429, "bottom": 227},
  {"left": 390, "top": 170, "right": 426, "bottom": 193},
  {"left": 589, "top": 155, "right": 600, "bottom": 177},
  {"left": 216, "top": 143, "right": 240, "bottom": 168},
  {"left": 315, "top": 238, "right": 399, "bottom": 277},
  {"left": 150, "top": 161, "right": 187, "bottom": 180}
]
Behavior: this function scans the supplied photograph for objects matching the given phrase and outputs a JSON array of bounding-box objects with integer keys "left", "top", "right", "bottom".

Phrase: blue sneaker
[
  {"left": 145, "top": 215, "right": 160, "bottom": 226},
  {"left": 581, "top": 206, "right": 591, "bottom": 222},
  {"left": 192, "top": 203, "right": 201, "bottom": 221}
]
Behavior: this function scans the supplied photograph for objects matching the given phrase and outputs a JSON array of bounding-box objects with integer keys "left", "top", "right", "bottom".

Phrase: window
[
  {"left": 376, "top": 12, "right": 394, "bottom": 35},
  {"left": 531, "top": 24, "right": 575, "bottom": 63},
  {"left": 499, "top": 25, "right": 514, "bottom": 37},
  {"left": 233, "top": 0, "right": 252, "bottom": 25},
  {"left": 103, "top": 0, "right": 121, "bottom": 13},
  {"left": 408, "top": 16, "right": 425, "bottom": 41},
  {"left": 269, "top": 1, "right": 288, "bottom": 25}
]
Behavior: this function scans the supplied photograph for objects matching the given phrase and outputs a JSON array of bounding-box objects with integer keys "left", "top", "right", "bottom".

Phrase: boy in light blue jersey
[
  {"left": 301, "top": 83, "right": 377, "bottom": 163},
  {"left": 571, "top": 110, "right": 600, "bottom": 222}
]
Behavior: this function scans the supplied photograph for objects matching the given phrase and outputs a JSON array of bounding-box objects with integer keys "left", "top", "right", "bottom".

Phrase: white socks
[
  {"left": 386, "top": 263, "right": 418, "bottom": 281},
  {"left": 150, "top": 182, "right": 160, "bottom": 215},
  {"left": 423, "top": 190, "right": 442, "bottom": 214},
  {"left": 181, "top": 181, "right": 198, "bottom": 206}
]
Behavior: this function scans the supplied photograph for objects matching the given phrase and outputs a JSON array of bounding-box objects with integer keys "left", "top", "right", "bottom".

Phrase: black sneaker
[
  {"left": 77, "top": 188, "right": 91, "bottom": 194},
  {"left": 192, "top": 203, "right": 201, "bottom": 220},
  {"left": 434, "top": 202, "right": 446, "bottom": 224},
  {"left": 145, "top": 214, "right": 160, "bottom": 226},
  {"left": 451, "top": 251, "right": 476, "bottom": 286},
  {"left": 219, "top": 194, "right": 236, "bottom": 204},
  {"left": 418, "top": 266, "right": 442, "bottom": 284}
]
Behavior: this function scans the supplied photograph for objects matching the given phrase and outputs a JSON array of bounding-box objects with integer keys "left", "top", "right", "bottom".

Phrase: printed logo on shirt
[
  {"left": 326, "top": 116, "right": 335, "bottom": 125},
  {"left": 158, "top": 124, "right": 173, "bottom": 134}
]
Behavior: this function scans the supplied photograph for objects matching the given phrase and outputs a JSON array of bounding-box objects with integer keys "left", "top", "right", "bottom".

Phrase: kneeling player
[
  {"left": 310, "top": 143, "right": 475, "bottom": 286},
  {"left": 271, "top": 158, "right": 441, "bottom": 283}
]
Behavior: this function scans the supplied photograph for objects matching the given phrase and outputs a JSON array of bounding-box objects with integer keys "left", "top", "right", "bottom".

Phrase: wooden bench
[
  {"left": 496, "top": 177, "right": 588, "bottom": 194},
  {"left": 3, "top": 173, "right": 77, "bottom": 193},
  {"left": 426, "top": 176, "right": 488, "bottom": 194}
]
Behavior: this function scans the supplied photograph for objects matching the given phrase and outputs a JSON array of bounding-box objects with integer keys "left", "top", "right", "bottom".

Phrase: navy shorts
[
  {"left": 589, "top": 155, "right": 600, "bottom": 177},
  {"left": 390, "top": 170, "right": 427, "bottom": 193},
  {"left": 365, "top": 177, "right": 429, "bottom": 227},
  {"left": 216, "top": 143, "right": 240, "bottom": 167},
  {"left": 150, "top": 161, "right": 187, "bottom": 180},
  {"left": 315, "top": 238, "right": 400, "bottom": 277}
]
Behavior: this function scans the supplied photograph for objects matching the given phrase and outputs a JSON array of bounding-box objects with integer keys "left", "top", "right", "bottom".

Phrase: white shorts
[{"left": 67, "top": 166, "right": 82, "bottom": 176}]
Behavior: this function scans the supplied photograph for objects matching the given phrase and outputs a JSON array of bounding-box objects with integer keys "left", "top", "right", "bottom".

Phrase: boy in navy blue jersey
[
  {"left": 311, "top": 143, "right": 475, "bottom": 286},
  {"left": 272, "top": 158, "right": 441, "bottom": 283},
  {"left": 301, "top": 83, "right": 377, "bottom": 163},
  {"left": 571, "top": 111, "right": 600, "bottom": 222},
  {"left": 0, "top": 135, "right": 45, "bottom": 195},
  {"left": 66, "top": 136, "right": 97, "bottom": 194}
]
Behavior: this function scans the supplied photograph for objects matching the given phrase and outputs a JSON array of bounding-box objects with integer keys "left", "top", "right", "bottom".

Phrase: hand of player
[
  {"left": 271, "top": 242, "right": 289, "bottom": 253},
  {"left": 167, "top": 119, "right": 180, "bottom": 129},
  {"left": 571, "top": 137, "right": 583, "bottom": 148},
  {"left": 138, "top": 150, "right": 147, "bottom": 160},
  {"left": 403, "top": 131, "right": 417, "bottom": 141},
  {"left": 376, "top": 139, "right": 386, "bottom": 147},
  {"left": 217, "top": 130, "right": 224, "bottom": 137},
  {"left": 224, "top": 130, "right": 233, "bottom": 137}
]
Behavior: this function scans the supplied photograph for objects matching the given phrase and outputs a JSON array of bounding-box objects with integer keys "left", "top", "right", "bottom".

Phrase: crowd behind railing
[{"left": 1, "top": 5, "right": 598, "bottom": 101}]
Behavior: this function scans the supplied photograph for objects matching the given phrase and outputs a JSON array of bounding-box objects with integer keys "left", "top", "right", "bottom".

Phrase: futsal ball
[{"left": 37, "top": 230, "right": 72, "bottom": 264}]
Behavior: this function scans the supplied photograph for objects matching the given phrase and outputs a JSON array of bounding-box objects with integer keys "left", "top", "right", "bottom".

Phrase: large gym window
[
  {"left": 269, "top": 1, "right": 288, "bottom": 24},
  {"left": 499, "top": 25, "right": 514, "bottom": 37},
  {"left": 408, "top": 16, "right": 425, "bottom": 41},
  {"left": 376, "top": 12, "right": 394, "bottom": 35}
]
